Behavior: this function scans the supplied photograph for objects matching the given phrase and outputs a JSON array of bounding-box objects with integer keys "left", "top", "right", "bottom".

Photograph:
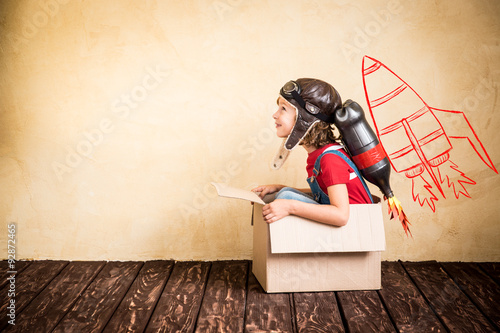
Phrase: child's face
[{"left": 273, "top": 97, "right": 297, "bottom": 138}]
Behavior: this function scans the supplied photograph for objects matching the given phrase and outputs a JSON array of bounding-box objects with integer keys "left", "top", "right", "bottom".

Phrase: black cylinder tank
[{"left": 334, "top": 99, "right": 394, "bottom": 198}]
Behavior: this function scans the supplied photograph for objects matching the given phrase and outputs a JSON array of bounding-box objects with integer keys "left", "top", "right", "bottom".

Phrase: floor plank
[
  {"left": 337, "top": 290, "right": 396, "bottom": 333},
  {"left": 4, "top": 261, "right": 104, "bottom": 333},
  {"left": 52, "top": 261, "right": 143, "bottom": 333},
  {"left": 379, "top": 261, "right": 445, "bottom": 332},
  {"left": 0, "top": 261, "right": 68, "bottom": 330},
  {"left": 0, "top": 261, "right": 31, "bottom": 290},
  {"left": 103, "top": 260, "right": 174, "bottom": 333},
  {"left": 145, "top": 261, "right": 211, "bottom": 333},
  {"left": 293, "top": 291, "right": 345, "bottom": 333},
  {"left": 244, "top": 269, "right": 295, "bottom": 333},
  {"left": 479, "top": 262, "right": 500, "bottom": 284},
  {"left": 442, "top": 262, "right": 500, "bottom": 330},
  {"left": 195, "top": 261, "right": 248, "bottom": 333},
  {"left": 403, "top": 261, "right": 497, "bottom": 333}
]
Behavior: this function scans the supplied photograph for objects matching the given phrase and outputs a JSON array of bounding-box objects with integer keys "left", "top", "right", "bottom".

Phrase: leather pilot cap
[
  {"left": 272, "top": 78, "right": 342, "bottom": 169},
  {"left": 280, "top": 78, "right": 342, "bottom": 151}
]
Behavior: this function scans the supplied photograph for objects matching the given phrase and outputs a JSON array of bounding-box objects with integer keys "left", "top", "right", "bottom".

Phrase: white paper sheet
[{"left": 211, "top": 182, "right": 265, "bottom": 205}]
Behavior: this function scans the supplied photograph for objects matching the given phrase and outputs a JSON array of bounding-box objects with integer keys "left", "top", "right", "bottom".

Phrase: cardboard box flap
[
  {"left": 211, "top": 182, "right": 265, "bottom": 205},
  {"left": 269, "top": 203, "right": 385, "bottom": 254}
]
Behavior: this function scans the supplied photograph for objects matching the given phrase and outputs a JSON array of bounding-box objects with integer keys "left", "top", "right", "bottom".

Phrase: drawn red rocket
[{"left": 362, "top": 56, "right": 498, "bottom": 212}]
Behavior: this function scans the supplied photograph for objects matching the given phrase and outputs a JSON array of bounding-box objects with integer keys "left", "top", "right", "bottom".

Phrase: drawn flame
[
  {"left": 387, "top": 196, "right": 412, "bottom": 237},
  {"left": 437, "top": 159, "right": 476, "bottom": 199},
  {"left": 410, "top": 158, "right": 476, "bottom": 212},
  {"left": 411, "top": 174, "right": 439, "bottom": 212}
]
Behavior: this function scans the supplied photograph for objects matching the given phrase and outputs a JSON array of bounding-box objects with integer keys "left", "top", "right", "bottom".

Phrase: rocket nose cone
[{"left": 362, "top": 55, "right": 379, "bottom": 71}]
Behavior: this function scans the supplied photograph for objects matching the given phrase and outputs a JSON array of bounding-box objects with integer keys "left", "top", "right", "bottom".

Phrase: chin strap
[{"left": 271, "top": 139, "right": 291, "bottom": 170}]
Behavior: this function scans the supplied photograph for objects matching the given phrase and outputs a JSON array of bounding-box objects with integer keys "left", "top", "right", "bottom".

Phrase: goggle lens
[{"left": 281, "top": 80, "right": 300, "bottom": 97}]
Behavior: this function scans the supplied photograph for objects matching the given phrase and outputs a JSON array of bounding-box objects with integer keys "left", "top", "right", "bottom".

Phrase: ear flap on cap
[
  {"left": 283, "top": 99, "right": 319, "bottom": 150},
  {"left": 271, "top": 95, "right": 320, "bottom": 169},
  {"left": 272, "top": 117, "right": 319, "bottom": 169},
  {"left": 271, "top": 139, "right": 291, "bottom": 170}
]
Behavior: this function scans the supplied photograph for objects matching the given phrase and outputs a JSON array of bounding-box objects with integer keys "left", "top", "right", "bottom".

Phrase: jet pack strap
[{"left": 314, "top": 149, "right": 374, "bottom": 203}]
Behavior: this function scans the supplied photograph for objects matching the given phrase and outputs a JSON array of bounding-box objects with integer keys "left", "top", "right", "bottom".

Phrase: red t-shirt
[{"left": 306, "top": 143, "right": 372, "bottom": 204}]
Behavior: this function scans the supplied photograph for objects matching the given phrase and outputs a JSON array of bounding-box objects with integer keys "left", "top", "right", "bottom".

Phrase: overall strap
[{"left": 313, "top": 147, "right": 374, "bottom": 203}]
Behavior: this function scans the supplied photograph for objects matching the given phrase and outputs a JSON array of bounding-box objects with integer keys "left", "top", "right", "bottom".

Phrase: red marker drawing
[{"left": 362, "top": 56, "right": 498, "bottom": 212}]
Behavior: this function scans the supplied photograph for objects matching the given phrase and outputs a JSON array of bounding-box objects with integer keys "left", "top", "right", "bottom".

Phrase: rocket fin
[{"left": 431, "top": 108, "right": 498, "bottom": 173}]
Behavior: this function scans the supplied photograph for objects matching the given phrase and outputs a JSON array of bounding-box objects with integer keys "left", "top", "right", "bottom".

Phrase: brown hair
[{"left": 300, "top": 121, "right": 340, "bottom": 149}]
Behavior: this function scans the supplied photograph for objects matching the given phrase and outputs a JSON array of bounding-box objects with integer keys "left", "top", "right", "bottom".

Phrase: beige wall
[{"left": 1, "top": 0, "right": 499, "bottom": 261}]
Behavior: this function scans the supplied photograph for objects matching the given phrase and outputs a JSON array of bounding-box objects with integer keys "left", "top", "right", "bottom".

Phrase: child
[{"left": 252, "top": 78, "right": 372, "bottom": 226}]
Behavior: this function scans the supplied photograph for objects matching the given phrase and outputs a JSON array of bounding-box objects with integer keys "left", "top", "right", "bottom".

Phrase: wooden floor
[{"left": 1, "top": 260, "right": 499, "bottom": 332}]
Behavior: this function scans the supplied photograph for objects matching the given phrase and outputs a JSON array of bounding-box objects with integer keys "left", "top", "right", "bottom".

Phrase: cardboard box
[{"left": 212, "top": 183, "right": 385, "bottom": 293}]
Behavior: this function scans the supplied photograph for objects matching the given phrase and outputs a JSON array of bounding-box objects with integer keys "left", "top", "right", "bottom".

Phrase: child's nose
[{"left": 272, "top": 110, "right": 279, "bottom": 119}]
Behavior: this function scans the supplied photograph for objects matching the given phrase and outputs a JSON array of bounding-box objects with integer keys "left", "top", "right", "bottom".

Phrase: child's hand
[
  {"left": 262, "top": 199, "right": 293, "bottom": 223},
  {"left": 251, "top": 184, "right": 284, "bottom": 199}
]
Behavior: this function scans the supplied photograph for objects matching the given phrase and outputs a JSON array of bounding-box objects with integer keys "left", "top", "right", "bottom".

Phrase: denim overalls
[{"left": 307, "top": 146, "right": 373, "bottom": 204}]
